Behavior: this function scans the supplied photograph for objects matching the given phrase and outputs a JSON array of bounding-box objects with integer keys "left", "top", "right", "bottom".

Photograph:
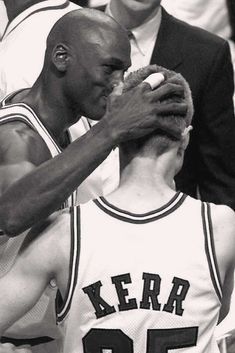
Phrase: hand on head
[{"left": 103, "top": 64, "right": 192, "bottom": 144}]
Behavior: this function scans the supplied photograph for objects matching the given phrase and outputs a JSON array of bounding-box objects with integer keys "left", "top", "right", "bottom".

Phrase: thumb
[
  {"left": 106, "top": 82, "right": 124, "bottom": 109},
  {"left": 111, "top": 82, "right": 124, "bottom": 97}
]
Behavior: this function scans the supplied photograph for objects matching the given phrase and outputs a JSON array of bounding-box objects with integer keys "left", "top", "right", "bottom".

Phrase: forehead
[{"left": 81, "top": 28, "right": 131, "bottom": 69}]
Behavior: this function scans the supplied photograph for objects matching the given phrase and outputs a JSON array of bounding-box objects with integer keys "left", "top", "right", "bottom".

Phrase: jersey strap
[
  {"left": 56, "top": 206, "right": 80, "bottom": 323},
  {"left": 0, "top": 100, "right": 61, "bottom": 157},
  {"left": 202, "top": 202, "right": 223, "bottom": 301},
  {"left": 0, "top": 96, "right": 76, "bottom": 208}
]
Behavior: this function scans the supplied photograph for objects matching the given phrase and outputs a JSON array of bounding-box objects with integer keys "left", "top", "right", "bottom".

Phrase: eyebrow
[{"left": 106, "top": 57, "right": 129, "bottom": 69}]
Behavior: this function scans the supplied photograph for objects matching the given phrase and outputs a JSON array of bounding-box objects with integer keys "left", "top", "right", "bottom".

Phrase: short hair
[{"left": 121, "top": 64, "right": 194, "bottom": 156}]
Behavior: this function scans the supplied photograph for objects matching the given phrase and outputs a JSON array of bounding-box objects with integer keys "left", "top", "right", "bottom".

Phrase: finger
[
  {"left": 142, "top": 73, "right": 165, "bottom": 90},
  {"left": 155, "top": 102, "right": 188, "bottom": 116},
  {"left": 136, "top": 119, "right": 182, "bottom": 141},
  {"left": 149, "top": 82, "right": 185, "bottom": 100},
  {"left": 167, "top": 74, "right": 184, "bottom": 85}
]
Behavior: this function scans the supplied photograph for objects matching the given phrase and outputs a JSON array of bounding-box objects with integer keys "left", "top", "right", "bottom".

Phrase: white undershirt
[{"left": 106, "top": 5, "right": 162, "bottom": 73}]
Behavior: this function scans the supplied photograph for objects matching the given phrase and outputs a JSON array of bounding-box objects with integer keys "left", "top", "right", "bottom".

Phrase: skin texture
[{"left": 0, "top": 9, "right": 187, "bottom": 236}]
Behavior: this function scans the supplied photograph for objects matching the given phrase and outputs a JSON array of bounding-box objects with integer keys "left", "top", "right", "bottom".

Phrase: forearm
[
  {"left": 0, "top": 120, "right": 114, "bottom": 235},
  {"left": 0, "top": 78, "right": 188, "bottom": 235}
]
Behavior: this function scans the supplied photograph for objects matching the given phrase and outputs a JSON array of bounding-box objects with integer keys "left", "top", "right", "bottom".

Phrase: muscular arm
[
  {"left": 0, "top": 82, "right": 187, "bottom": 236},
  {"left": 211, "top": 204, "right": 235, "bottom": 323},
  {"left": 0, "top": 211, "right": 70, "bottom": 336},
  {"left": 0, "top": 121, "right": 51, "bottom": 194}
]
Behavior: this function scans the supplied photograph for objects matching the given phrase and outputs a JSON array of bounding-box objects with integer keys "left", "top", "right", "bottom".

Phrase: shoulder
[
  {"left": 211, "top": 203, "right": 235, "bottom": 232},
  {"left": 210, "top": 204, "right": 235, "bottom": 268},
  {"left": 0, "top": 120, "right": 51, "bottom": 165}
]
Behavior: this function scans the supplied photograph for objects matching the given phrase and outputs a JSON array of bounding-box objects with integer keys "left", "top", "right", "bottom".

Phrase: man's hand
[
  {"left": 103, "top": 80, "right": 187, "bottom": 143},
  {"left": 0, "top": 344, "right": 32, "bottom": 353}
]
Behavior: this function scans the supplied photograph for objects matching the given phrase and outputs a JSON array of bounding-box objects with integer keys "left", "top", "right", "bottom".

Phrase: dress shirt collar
[
  {"left": 106, "top": 4, "right": 162, "bottom": 56},
  {"left": 3, "top": 0, "right": 69, "bottom": 39}
]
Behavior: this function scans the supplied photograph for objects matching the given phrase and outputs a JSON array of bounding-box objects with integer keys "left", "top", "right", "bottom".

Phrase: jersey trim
[
  {"left": 202, "top": 202, "right": 223, "bottom": 301},
  {"left": 0, "top": 98, "right": 61, "bottom": 157},
  {"left": 2, "top": 0, "right": 70, "bottom": 39},
  {"left": 56, "top": 206, "right": 80, "bottom": 323},
  {"left": 93, "top": 192, "right": 187, "bottom": 223}
]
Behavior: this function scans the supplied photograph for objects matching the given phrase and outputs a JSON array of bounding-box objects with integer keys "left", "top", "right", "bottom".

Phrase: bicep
[
  {"left": 219, "top": 266, "right": 234, "bottom": 323},
  {"left": 211, "top": 205, "right": 235, "bottom": 322},
  {"left": 0, "top": 124, "right": 51, "bottom": 195},
  {"left": 0, "top": 216, "right": 62, "bottom": 335}
]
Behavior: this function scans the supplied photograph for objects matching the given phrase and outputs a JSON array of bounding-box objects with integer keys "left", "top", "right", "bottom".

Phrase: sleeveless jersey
[
  {"left": 58, "top": 193, "right": 222, "bottom": 353},
  {"left": 0, "top": 92, "right": 74, "bottom": 343}
]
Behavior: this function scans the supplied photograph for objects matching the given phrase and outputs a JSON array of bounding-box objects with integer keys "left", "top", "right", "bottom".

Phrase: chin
[
  {"left": 82, "top": 100, "right": 106, "bottom": 121},
  {"left": 88, "top": 108, "right": 106, "bottom": 121}
]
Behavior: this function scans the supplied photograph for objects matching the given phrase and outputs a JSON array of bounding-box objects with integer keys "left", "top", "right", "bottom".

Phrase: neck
[
  {"left": 5, "top": 0, "right": 46, "bottom": 21},
  {"left": 106, "top": 151, "right": 178, "bottom": 213},
  {"left": 21, "top": 76, "right": 81, "bottom": 144},
  {"left": 109, "top": 0, "right": 160, "bottom": 29}
]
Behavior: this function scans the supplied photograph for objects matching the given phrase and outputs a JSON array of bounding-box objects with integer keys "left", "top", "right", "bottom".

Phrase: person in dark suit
[
  {"left": 227, "top": 0, "right": 235, "bottom": 42},
  {"left": 71, "top": 0, "right": 88, "bottom": 6},
  {"left": 106, "top": 0, "right": 235, "bottom": 210}
]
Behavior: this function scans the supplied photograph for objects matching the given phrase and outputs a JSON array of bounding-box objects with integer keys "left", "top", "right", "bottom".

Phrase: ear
[
  {"left": 181, "top": 125, "right": 192, "bottom": 151},
  {"left": 52, "top": 44, "right": 70, "bottom": 73}
]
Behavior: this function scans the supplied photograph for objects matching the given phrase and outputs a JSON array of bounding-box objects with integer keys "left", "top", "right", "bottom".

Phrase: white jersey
[
  {"left": 58, "top": 193, "right": 222, "bottom": 353},
  {"left": 0, "top": 0, "right": 80, "bottom": 99},
  {"left": 0, "top": 92, "right": 75, "bottom": 344}
]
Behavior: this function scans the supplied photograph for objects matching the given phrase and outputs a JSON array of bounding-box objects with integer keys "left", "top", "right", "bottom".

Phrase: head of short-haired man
[
  {"left": 119, "top": 65, "right": 193, "bottom": 186},
  {"left": 40, "top": 9, "right": 131, "bottom": 123}
]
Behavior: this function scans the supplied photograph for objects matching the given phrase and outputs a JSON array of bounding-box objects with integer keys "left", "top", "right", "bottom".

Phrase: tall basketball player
[{"left": 0, "top": 66, "right": 233, "bottom": 353}]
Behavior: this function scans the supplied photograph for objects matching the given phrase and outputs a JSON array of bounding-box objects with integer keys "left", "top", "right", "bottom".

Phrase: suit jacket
[
  {"left": 98, "top": 6, "right": 235, "bottom": 209},
  {"left": 227, "top": 0, "right": 235, "bottom": 41},
  {"left": 150, "top": 8, "right": 235, "bottom": 209}
]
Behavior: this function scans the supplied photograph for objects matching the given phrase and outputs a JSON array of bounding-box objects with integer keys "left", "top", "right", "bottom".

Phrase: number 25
[{"left": 83, "top": 326, "right": 198, "bottom": 352}]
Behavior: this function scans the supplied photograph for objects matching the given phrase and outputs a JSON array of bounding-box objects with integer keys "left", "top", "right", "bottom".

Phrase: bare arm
[
  {"left": 211, "top": 204, "right": 235, "bottom": 323},
  {"left": 0, "top": 121, "right": 52, "bottom": 193},
  {"left": 0, "top": 82, "right": 187, "bottom": 235},
  {"left": 0, "top": 211, "right": 70, "bottom": 336}
]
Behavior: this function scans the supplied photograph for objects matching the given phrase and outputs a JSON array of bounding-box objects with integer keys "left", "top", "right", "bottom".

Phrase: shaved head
[
  {"left": 42, "top": 8, "right": 131, "bottom": 120},
  {"left": 46, "top": 8, "right": 129, "bottom": 54}
]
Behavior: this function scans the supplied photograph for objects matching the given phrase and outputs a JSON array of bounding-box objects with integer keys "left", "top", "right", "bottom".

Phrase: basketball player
[{"left": 0, "top": 65, "right": 234, "bottom": 353}]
